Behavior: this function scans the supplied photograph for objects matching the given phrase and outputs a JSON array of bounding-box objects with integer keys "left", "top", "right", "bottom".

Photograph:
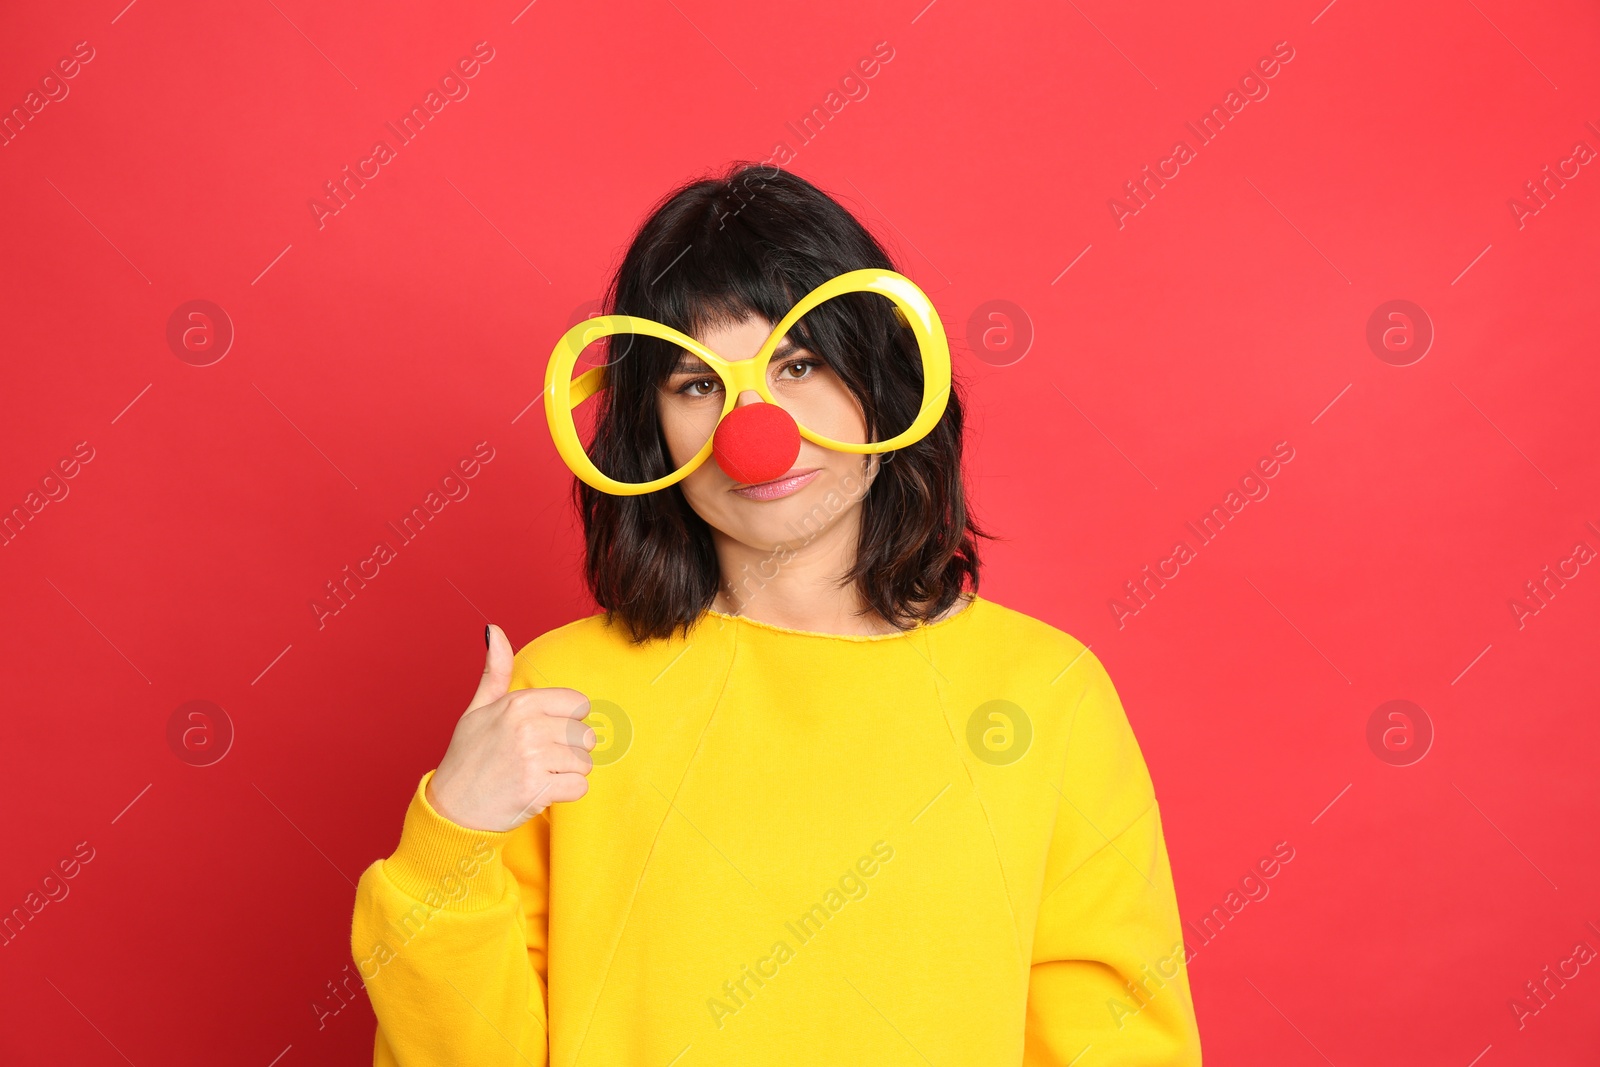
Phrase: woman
[{"left": 350, "top": 164, "right": 1202, "bottom": 1066}]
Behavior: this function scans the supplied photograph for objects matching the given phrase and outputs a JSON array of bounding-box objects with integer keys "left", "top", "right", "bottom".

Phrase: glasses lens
[
  {"left": 561, "top": 325, "right": 635, "bottom": 485},
  {"left": 564, "top": 329, "right": 723, "bottom": 485},
  {"left": 770, "top": 293, "right": 923, "bottom": 449},
  {"left": 652, "top": 344, "right": 727, "bottom": 478}
]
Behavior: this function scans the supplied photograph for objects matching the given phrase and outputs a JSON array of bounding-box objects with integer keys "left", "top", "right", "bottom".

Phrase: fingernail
[{"left": 484, "top": 624, "right": 491, "bottom": 649}]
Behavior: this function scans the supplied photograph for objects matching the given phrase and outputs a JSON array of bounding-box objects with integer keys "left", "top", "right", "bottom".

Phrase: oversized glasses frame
[{"left": 542, "top": 267, "right": 952, "bottom": 496}]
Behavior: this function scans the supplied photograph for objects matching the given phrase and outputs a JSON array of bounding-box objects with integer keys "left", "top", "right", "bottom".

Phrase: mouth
[{"left": 730, "top": 467, "right": 820, "bottom": 501}]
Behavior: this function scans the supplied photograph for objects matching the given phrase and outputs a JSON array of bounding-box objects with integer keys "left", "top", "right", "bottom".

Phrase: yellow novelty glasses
[{"left": 543, "top": 268, "right": 952, "bottom": 495}]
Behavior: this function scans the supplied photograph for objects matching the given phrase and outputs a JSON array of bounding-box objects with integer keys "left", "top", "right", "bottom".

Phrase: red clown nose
[{"left": 712, "top": 403, "right": 803, "bottom": 486}]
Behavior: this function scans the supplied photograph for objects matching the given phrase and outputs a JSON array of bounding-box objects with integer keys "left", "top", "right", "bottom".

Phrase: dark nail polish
[{"left": 484, "top": 624, "right": 491, "bottom": 649}]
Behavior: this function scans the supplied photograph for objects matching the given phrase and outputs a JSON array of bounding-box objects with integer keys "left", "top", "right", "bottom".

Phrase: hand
[{"left": 425, "top": 624, "right": 596, "bottom": 832}]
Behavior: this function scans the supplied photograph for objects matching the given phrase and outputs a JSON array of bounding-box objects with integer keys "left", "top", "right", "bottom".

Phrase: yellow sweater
[{"left": 350, "top": 594, "right": 1202, "bottom": 1065}]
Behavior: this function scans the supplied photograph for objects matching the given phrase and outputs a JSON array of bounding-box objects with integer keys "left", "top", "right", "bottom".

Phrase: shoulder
[
  {"left": 954, "top": 595, "right": 1113, "bottom": 692},
  {"left": 509, "top": 612, "right": 617, "bottom": 692},
  {"left": 508, "top": 610, "right": 697, "bottom": 693},
  {"left": 958, "top": 596, "right": 1149, "bottom": 787}
]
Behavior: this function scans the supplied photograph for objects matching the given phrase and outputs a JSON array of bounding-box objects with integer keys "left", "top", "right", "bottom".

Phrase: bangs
[{"left": 609, "top": 181, "right": 855, "bottom": 373}]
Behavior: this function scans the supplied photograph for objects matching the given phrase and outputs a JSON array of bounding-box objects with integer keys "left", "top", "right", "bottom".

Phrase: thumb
[{"left": 468, "top": 623, "right": 514, "bottom": 712}]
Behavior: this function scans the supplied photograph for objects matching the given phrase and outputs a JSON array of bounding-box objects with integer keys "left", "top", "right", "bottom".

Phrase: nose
[{"left": 712, "top": 390, "right": 802, "bottom": 486}]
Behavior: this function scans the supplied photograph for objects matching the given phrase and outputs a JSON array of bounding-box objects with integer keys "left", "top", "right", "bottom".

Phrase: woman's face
[{"left": 657, "top": 313, "right": 878, "bottom": 555}]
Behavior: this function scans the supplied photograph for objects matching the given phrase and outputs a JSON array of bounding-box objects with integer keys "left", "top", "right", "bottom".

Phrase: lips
[
  {"left": 735, "top": 466, "right": 817, "bottom": 490},
  {"left": 730, "top": 467, "right": 821, "bottom": 501}
]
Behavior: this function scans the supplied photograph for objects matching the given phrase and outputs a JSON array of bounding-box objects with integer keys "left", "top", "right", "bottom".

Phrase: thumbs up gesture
[{"left": 425, "top": 624, "right": 596, "bottom": 832}]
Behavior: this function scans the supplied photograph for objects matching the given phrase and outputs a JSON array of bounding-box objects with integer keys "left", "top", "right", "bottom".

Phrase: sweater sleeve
[
  {"left": 1023, "top": 651, "right": 1202, "bottom": 1066},
  {"left": 350, "top": 769, "right": 551, "bottom": 1067}
]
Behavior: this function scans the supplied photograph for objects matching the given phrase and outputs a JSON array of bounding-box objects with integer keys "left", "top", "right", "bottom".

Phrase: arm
[
  {"left": 350, "top": 769, "right": 551, "bottom": 1067},
  {"left": 1024, "top": 652, "right": 1202, "bottom": 1066},
  {"left": 349, "top": 623, "right": 590, "bottom": 1065}
]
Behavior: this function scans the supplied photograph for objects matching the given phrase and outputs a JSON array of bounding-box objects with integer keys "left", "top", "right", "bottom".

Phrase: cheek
[
  {"left": 659, "top": 414, "right": 684, "bottom": 466},
  {"left": 805, "top": 381, "right": 868, "bottom": 444},
  {"left": 657, "top": 400, "right": 697, "bottom": 467},
  {"left": 676, "top": 458, "right": 734, "bottom": 529}
]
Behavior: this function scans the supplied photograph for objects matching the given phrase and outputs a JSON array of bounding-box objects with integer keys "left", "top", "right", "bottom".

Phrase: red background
[{"left": 3, "top": 0, "right": 1597, "bottom": 1063}]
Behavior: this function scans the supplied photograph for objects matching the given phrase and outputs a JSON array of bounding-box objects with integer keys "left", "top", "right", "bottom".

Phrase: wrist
[{"left": 382, "top": 770, "right": 515, "bottom": 912}]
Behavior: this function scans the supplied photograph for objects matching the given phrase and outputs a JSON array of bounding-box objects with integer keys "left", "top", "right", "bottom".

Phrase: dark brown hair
[{"left": 576, "top": 162, "right": 992, "bottom": 643}]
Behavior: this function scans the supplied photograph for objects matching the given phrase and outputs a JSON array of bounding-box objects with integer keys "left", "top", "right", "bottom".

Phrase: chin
[
  {"left": 719, "top": 472, "right": 854, "bottom": 548},
  {"left": 723, "top": 495, "right": 818, "bottom": 548}
]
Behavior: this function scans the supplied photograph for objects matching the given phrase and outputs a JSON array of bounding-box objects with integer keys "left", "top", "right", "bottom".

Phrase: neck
[{"left": 709, "top": 513, "right": 901, "bottom": 636}]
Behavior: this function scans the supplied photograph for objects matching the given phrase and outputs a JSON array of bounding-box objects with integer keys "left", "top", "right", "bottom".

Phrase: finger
[
  {"left": 540, "top": 771, "right": 591, "bottom": 805},
  {"left": 510, "top": 770, "right": 588, "bottom": 823},
  {"left": 468, "top": 623, "right": 514, "bottom": 713},
  {"left": 532, "top": 688, "right": 592, "bottom": 721},
  {"left": 551, "top": 715, "right": 597, "bottom": 751},
  {"left": 542, "top": 743, "right": 594, "bottom": 775}
]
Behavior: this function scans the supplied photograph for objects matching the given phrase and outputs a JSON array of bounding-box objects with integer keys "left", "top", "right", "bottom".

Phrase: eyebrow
[{"left": 671, "top": 337, "right": 803, "bottom": 374}]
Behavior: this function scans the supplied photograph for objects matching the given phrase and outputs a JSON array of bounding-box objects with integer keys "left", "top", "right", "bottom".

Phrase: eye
[
  {"left": 776, "top": 358, "right": 822, "bottom": 381},
  {"left": 675, "top": 376, "right": 722, "bottom": 397}
]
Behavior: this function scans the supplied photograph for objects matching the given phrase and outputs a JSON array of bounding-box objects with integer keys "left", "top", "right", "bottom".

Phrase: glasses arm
[{"left": 569, "top": 364, "right": 606, "bottom": 407}]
